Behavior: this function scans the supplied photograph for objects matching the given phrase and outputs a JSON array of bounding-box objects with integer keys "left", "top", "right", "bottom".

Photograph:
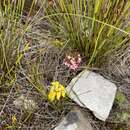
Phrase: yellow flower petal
[
  {"left": 48, "top": 92, "right": 56, "bottom": 101},
  {"left": 50, "top": 86, "right": 55, "bottom": 93},
  {"left": 12, "top": 115, "right": 17, "bottom": 124},
  {"left": 60, "top": 85, "right": 65, "bottom": 91},
  {"left": 56, "top": 92, "right": 61, "bottom": 100},
  {"left": 62, "top": 91, "right": 65, "bottom": 97},
  {"left": 52, "top": 81, "right": 59, "bottom": 90},
  {"left": 51, "top": 81, "right": 58, "bottom": 86},
  {"left": 48, "top": 81, "right": 66, "bottom": 101}
]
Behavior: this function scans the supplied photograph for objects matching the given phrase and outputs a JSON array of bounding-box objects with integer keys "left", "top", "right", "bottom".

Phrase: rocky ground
[{"left": 0, "top": 0, "right": 130, "bottom": 130}]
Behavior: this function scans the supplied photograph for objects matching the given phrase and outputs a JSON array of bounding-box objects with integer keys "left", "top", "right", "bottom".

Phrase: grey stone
[
  {"left": 67, "top": 70, "right": 117, "bottom": 121},
  {"left": 54, "top": 108, "right": 93, "bottom": 130}
]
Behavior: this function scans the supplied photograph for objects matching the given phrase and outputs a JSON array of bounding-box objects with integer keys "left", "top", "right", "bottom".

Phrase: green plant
[
  {"left": 23, "top": 53, "right": 47, "bottom": 97},
  {"left": 115, "top": 91, "right": 126, "bottom": 105},
  {"left": 0, "top": 0, "right": 45, "bottom": 85},
  {"left": 0, "top": 0, "right": 26, "bottom": 85},
  {"left": 48, "top": 81, "right": 66, "bottom": 101},
  {"left": 116, "top": 111, "right": 130, "bottom": 123},
  {"left": 115, "top": 92, "right": 130, "bottom": 125},
  {"left": 45, "top": 0, "right": 130, "bottom": 66}
]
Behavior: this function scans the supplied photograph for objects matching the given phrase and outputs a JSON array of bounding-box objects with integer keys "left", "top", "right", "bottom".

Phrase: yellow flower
[
  {"left": 48, "top": 81, "right": 66, "bottom": 101},
  {"left": 12, "top": 115, "right": 17, "bottom": 124}
]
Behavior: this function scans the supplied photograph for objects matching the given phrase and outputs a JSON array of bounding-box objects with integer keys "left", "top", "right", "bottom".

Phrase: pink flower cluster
[{"left": 64, "top": 53, "right": 81, "bottom": 70}]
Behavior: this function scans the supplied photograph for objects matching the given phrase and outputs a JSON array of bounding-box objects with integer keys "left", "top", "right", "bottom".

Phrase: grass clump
[
  {"left": 0, "top": 0, "right": 27, "bottom": 86},
  {"left": 45, "top": 0, "right": 130, "bottom": 66}
]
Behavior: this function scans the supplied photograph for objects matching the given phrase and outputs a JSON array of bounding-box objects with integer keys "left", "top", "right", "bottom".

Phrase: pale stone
[
  {"left": 54, "top": 108, "right": 93, "bottom": 130},
  {"left": 67, "top": 70, "right": 117, "bottom": 121},
  {"left": 14, "top": 95, "right": 37, "bottom": 111}
]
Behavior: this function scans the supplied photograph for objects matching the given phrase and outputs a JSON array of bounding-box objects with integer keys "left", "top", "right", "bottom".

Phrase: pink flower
[{"left": 63, "top": 52, "right": 81, "bottom": 70}]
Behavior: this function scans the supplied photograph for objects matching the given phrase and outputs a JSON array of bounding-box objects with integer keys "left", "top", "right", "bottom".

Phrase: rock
[
  {"left": 14, "top": 95, "right": 37, "bottom": 112},
  {"left": 54, "top": 108, "right": 93, "bottom": 130},
  {"left": 67, "top": 70, "right": 117, "bottom": 121}
]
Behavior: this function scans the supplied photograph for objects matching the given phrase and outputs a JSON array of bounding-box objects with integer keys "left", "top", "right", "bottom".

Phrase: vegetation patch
[{"left": 0, "top": 0, "right": 129, "bottom": 130}]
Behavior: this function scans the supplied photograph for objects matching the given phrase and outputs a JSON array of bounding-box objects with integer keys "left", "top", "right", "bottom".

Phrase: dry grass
[{"left": 99, "top": 45, "right": 130, "bottom": 129}]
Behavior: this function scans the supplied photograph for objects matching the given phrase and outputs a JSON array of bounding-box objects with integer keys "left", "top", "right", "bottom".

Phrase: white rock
[
  {"left": 54, "top": 108, "right": 93, "bottom": 130},
  {"left": 67, "top": 70, "right": 117, "bottom": 121}
]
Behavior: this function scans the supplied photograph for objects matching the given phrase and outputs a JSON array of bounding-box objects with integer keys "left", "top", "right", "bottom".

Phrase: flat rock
[
  {"left": 67, "top": 70, "right": 117, "bottom": 121},
  {"left": 54, "top": 108, "right": 93, "bottom": 130}
]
